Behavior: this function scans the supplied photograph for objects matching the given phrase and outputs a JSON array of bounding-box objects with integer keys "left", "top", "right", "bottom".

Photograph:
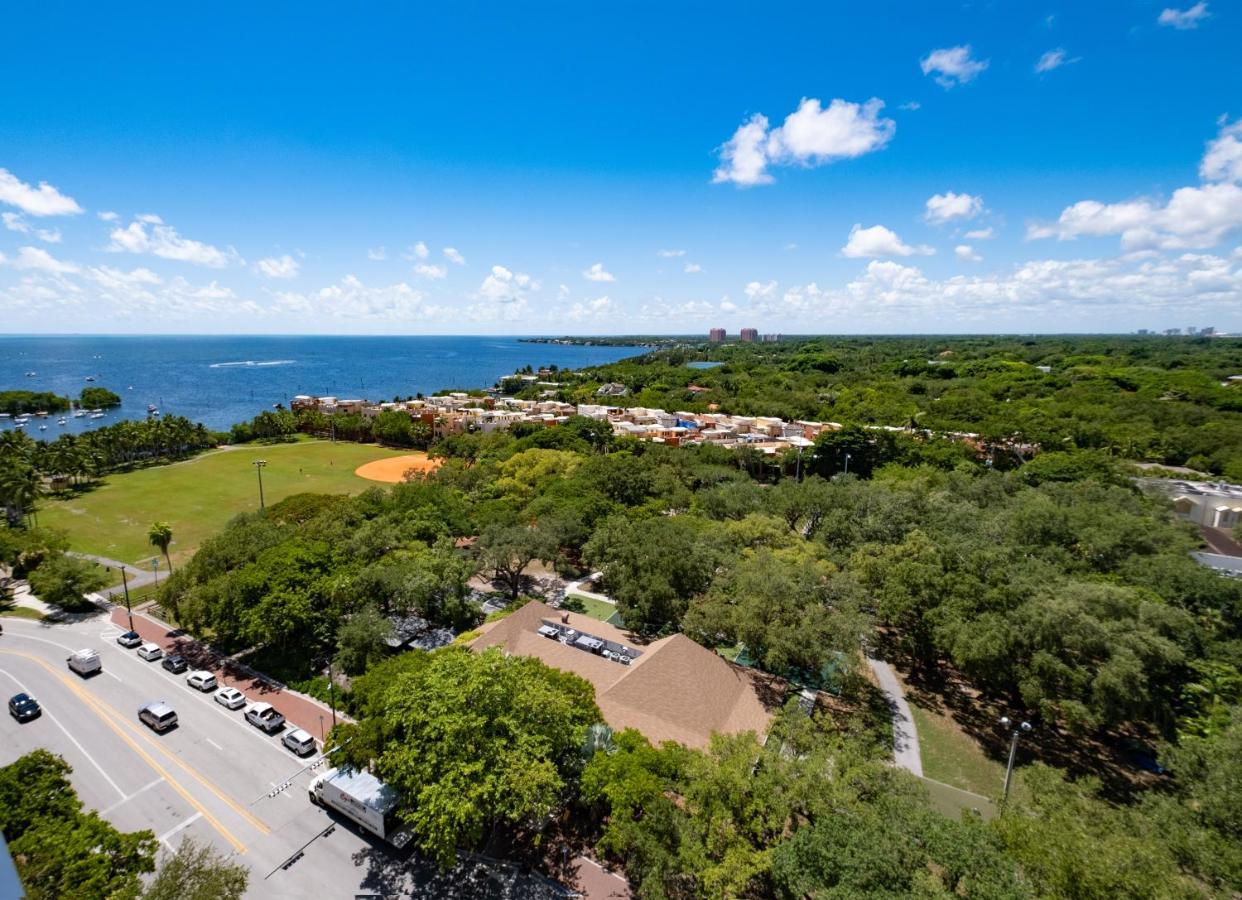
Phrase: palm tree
[{"left": 148, "top": 521, "right": 174, "bottom": 574}]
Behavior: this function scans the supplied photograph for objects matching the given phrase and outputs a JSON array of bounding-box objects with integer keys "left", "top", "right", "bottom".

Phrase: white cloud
[
  {"left": 955, "top": 244, "right": 982, "bottom": 262},
  {"left": 1158, "top": 3, "right": 1209, "bottom": 29},
  {"left": 899, "top": 101, "right": 921, "bottom": 111},
  {"left": 741, "top": 252, "right": 1242, "bottom": 326},
  {"left": 583, "top": 262, "right": 615, "bottom": 282},
  {"left": 1201, "top": 120, "right": 1242, "bottom": 184},
  {"left": 5, "top": 246, "right": 79, "bottom": 274},
  {"left": 1034, "top": 48, "right": 1078, "bottom": 73},
  {"left": 965, "top": 227, "right": 996, "bottom": 240},
  {"left": 920, "top": 45, "right": 988, "bottom": 88},
  {"left": 479, "top": 265, "right": 539, "bottom": 302},
  {"left": 684, "top": 262, "right": 703, "bottom": 273},
  {"left": 925, "top": 191, "right": 983, "bottom": 224},
  {"left": 744, "top": 280, "right": 777, "bottom": 300},
  {"left": 657, "top": 248, "right": 686, "bottom": 257},
  {"left": 86, "top": 265, "right": 162, "bottom": 289},
  {"left": 0, "top": 212, "right": 58, "bottom": 242},
  {"left": 255, "top": 254, "right": 300, "bottom": 279},
  {"left": 841, "top": 224, "right": 934, "bottom": 258},
  {"left": 406, "top": 241, "right": 429, "bottom": 260},
  {"left": 566, "top": 296, "right": 613, "bottom": 321},
  {"left": 713, "top": 97, "right": 895, "bottom": 186},
  {"left": 0, "top": 168, "right": 83, "bottom": 216},
  {"left": 273, "top": 275, "right": 435, "bottom": 322},
  {"left": 414, "top": 263, "right": 447, "bottom": 280},
  {"left": 106, "top": 216, "right": 231, "bottom": 267},
  {"left": 443, "top": 247, "right": 465, "bottom": 265},
  {"left": 367, "top": 247, "right": 387, "bottom": 261},
  {"left": 97, "top": 211, "right": 119, "bottom": 222},
  {"left": 1029, "top": 119, "right": 1242, "bottom": 251},
  {"left": 720, "top": 297, "right": 738, "bottom": 312}
]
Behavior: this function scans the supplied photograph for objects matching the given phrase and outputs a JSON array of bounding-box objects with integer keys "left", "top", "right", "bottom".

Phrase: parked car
[
  {"left": 138, "top": 700, "right": 177, "bottom": 733},
  {"left": 136, "top": 642, "right": 163, "bottom": 662},
  {"left": 186, "top": 671, "right": 217, "bottom": 692},
  {"left": 8, "top": 693, "right": 41, "bottom": 722},
  {"left": 245, "top": 702, "right": 285, "bottom": 733},
  {"left": 67, "top": 649, "right": 102, "bottom": 677},
  {"left": 282, "top": 728, "right": 316, "bottom": 756},
  {"left": 116, "top": 630, "right": 142, "bottom": 648},
  {"left": 214, "top": 687, "right": 246, "bottom": 710},
  {"left": 162, "top": 654, "right": 188, "bottom": 674}
]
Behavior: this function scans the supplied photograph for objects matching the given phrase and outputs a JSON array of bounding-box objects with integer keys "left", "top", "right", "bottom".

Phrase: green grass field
[
  {"left": 563, "top": 592, "right": 618, "bottom": 622},
  {"left": 38, "top": 440, "right": 412, "bottom": 567}
]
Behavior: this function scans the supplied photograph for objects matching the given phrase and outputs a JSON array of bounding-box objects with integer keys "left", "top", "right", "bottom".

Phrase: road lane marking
[
  {"left": 102, "top": 776, "right": 166, "bottom": 814},
  {"left": 0, "top": 665, "right": 128, "bottom": 801},
  {"left": 2, "top": 626, "right": 122, "bottom": 680},
  {"left": 205, "top": 738, "right": 223, "bottom": 750},
  {"left": 3, "top": 650, "right": 260, "bottom": 852},
  {"left": 157, "top": 811, "right": 203, "bottom": 844}
]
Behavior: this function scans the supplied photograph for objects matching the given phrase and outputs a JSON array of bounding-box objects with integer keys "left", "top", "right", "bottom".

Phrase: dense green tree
[
  {"left": 332, "top": 646, "right": 601, "bottom": 868},
  {"left": 0, "top": 750, "right": 157, "bottom": 899},
  {"left": 335, "top": 603, "right": 395, "bottom": 675},
  {"left": 141, "top": 838, "right": 249, "bottom": 900},
  {"left": 27, "top": 553, "right": 108, "bottom": 612}
]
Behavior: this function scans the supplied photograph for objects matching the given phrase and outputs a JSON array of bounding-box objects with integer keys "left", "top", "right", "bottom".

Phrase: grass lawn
[
  {"left": 908, "top": 702, "right": 1028, "bottom": 805},
  {"left": 0, "top": 607, "right": 45, "bottom": 620},
  {"left": 563, "top": 592, "right": 617, "bottom": 622},
  {"left": 38, "top": 440, "right": 414, "bottom": 567}
]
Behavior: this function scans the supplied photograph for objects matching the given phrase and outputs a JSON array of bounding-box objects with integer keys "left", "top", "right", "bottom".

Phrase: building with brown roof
[{"left": 469, "top": 601, "right": 772, "bottom": 749}]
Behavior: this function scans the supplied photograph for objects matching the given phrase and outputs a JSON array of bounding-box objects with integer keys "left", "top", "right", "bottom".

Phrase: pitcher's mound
[{"left": 354, "top": 453, "right": 441, "bottom": 484}]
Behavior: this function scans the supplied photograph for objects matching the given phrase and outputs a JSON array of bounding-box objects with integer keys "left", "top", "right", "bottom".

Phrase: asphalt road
[{"left": 0, "top": 612, "right": 581, "bottom": 899}]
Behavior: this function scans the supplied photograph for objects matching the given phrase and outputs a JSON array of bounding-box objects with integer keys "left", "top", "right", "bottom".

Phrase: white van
[{"left": 67, "top": 649, "right": 102, "bottom": 677}]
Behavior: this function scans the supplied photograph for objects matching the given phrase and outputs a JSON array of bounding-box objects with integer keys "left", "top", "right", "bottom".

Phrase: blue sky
[{"left": 1, "top": 1, "right": 1240, "bottom": 334}]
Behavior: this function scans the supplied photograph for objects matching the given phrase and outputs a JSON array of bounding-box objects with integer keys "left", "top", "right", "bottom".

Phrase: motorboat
[
  {"left": 38, "top": 424, "right": 47, "bottom": 431},
  {"left": 89, "top": 412, "right": 105, "bottom": 419},
  {"left": 73, "top": 410, "right": 86, "bottom": 418},
  {"left": 147, "top": 404, "right": 158, "bottom": 413},
  {"left": 57, "top": 418, "right": 67, "bottom": 425},
  {"left": 85, "top": 376, "right": 96, "bottom": 382}
]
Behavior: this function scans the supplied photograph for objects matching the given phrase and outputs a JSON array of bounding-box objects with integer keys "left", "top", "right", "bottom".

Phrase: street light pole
[
  {"left": 843, "top": 452, "right": 852, "bottom": 477},
  {"left": 110, "top": 565, "right": 134, "bottom": 632},
  {"left": 252, "top": 459, "right": 268, "bottom": 511},
  {"left": 999, "top": 716, "right": 1032, "bottom": 805},
  {"left": 327, "top": 657, "right": 337, "bottom": 727}
]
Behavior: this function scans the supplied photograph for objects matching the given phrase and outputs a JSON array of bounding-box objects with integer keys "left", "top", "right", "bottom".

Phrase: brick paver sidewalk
[{"left": 111, "top": 608, "right": 347, "bottom": 742}]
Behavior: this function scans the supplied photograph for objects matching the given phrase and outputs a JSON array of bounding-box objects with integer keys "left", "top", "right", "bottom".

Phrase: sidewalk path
[
  {"left": 70, "top": 552, "right": 165, "bottom": 598},
  {"left": 866, "top": 652, "right": 923, "bottom": 777},
  {"left": 564, "top": 572, "right": 614, "bottom": 605},
  {"left": 109, "top": 607, "right": 347, "bottom": 742}
]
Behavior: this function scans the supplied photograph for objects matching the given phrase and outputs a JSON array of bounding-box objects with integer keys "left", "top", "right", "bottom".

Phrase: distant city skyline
[{"left": 1, "top": 3, "right": 1240, "bottom": 335}]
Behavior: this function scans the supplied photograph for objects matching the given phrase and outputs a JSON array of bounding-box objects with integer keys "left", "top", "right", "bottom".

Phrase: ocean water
[{"left": 0, "top": 335, "right": 640, "bottom": 434}]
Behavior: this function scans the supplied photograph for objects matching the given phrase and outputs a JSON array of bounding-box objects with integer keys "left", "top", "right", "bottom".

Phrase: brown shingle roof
[{"left": 470, "top": 601, "right": 771, "bottom": 749}]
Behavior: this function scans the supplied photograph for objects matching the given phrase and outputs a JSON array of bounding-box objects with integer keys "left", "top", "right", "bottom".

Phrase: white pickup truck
[
  {"left": 244, "top": 702, "right": 285, "bottom": 733},
  {"left": 308, "top": 767, "right": 412, "bottom": 847}
]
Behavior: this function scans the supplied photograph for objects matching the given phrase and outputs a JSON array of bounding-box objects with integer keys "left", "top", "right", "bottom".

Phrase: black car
[
  {"left": 162, "top": 654, "right": 188, "bottom": 674},
  {"left": 8, "top": 693, "right": 41, "bottom": 722}
]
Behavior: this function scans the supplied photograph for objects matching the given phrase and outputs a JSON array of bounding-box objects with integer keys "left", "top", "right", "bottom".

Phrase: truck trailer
[{"left": 309, "top": 767, "right": 412, "bottom": 847}]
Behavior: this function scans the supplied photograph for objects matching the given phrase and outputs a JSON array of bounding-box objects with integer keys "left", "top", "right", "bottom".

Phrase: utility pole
[
  {"left": 999, "top": 716, "right": 1032, "bottom": 805},
  {"left": 110, "top": 565, "right": 134, "bottom": 632},
  {"left": 253, "top": 459, "right": 268, "bottom": 511}
]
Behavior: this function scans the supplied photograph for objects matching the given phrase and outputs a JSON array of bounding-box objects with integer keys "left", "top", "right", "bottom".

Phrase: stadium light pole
[
  {"left": 999, "top": 716, "right": 1033, "bottom": 805},
  {"left": 253, "top": 459, "right": 268, "bottom": 511}
]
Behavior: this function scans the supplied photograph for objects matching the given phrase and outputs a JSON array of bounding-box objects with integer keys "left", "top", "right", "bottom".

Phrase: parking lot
[{"left": 0, "top": 613, "right": 463, "bottom": 898}]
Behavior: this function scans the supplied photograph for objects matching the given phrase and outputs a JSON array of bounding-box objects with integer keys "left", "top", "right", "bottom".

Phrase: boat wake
[{"left": 209, "top": 360, "right": 296, "bottom": 368}]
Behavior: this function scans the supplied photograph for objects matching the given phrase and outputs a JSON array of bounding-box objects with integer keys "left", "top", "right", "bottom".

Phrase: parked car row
[{"left": 120, "top": 630, "right": 317, "bottom": 755}]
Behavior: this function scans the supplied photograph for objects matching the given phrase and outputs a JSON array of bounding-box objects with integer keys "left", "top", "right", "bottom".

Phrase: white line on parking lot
[
  {"left": 0, "top": 665, "right": 127, "bottom": 801},
  {"left": 205, "top": 738, "right": 223, "bottom": 750},
  {"left": 102, "top": 776, "right": 166, "bottom": 815}
]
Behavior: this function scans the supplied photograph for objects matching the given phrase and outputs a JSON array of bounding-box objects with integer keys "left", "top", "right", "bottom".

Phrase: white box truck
[
  {"left": 67, "top": 649, "right": 102, "bottom": 677},
  {"left": 308, "top": 767, "right": 412, "bottom": 847}
]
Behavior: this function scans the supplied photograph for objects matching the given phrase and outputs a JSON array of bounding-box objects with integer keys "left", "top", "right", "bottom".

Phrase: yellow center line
[{"left": 2, "top": 649, "right": 270, "bottom": 848}]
